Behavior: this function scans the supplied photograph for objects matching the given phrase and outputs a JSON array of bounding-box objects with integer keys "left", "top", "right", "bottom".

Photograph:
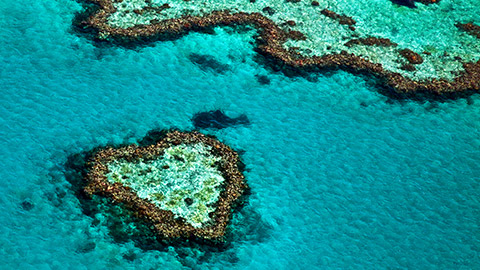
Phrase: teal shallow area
[{"left": 1, "top": 0, "right": 480, "bottom": 269}]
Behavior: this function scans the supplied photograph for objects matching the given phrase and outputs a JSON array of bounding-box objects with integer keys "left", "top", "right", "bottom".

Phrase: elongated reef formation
[{"left": 77, "top": 0, "right": 480, "bottom": 96}]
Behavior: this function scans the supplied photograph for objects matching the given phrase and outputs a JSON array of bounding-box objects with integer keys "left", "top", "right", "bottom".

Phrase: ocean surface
[{"left": 1, "top": 0, "right": 480, "bottom": 269}]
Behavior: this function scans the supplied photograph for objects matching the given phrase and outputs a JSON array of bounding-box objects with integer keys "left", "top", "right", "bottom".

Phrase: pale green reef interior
[
  {"left": 105, "top": 143, "right": 225, "bottom": 228},
  {"left": 104, "top": 0, "right": 480, "bottom": 81}
]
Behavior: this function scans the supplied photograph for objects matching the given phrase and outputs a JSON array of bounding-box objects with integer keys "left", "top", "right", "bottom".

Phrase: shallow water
[{"left": 1, "top": 0, "right": 480, "bottom": 269}]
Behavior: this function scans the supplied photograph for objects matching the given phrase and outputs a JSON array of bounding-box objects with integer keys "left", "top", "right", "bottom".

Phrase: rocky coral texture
[
  {"left": 105, "top": 143, "right": 224, "bottom": 228},
  {"left": 84, "top": 130, "right": 247, "bottom": 242},
  {"left": 77, "top": 0, "right": 480, "bottom": 96}
]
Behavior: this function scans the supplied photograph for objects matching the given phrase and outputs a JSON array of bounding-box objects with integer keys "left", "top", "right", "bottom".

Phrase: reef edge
[
  {"left": 77, "top": 0, "right": 480, "bottom": 98},
  {"left": 83, "top": 130, "right": 248, "bottom": 243}
]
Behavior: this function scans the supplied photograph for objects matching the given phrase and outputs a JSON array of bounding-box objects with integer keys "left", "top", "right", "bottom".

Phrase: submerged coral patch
[
  {"left": 191, "top": 110, "right": 250, "bottom": 130},
  {"left": 83, "top": 131, "right": 247, "bottom": 242},
  {"left": 188, "top": 53, "right": 231, "bottom": 74}
]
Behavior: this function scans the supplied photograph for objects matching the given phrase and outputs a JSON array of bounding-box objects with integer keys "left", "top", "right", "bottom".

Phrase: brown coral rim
[
  {"left": 83, "top": 130, "right": 248, "bottom": 242},
  {"left": 399, "top": 48, "right": 424, "bottom": 65},
  {"left": 78, "top": 1, "right": 480, "bottom": 97},
  {"left": 320, "top": 8, "right": 356, "bottom": 26},
  {"left": 456, "top": 22, "right": 480, "bottom": 39},
  {"left": 344, "top": 37, "right": 398, "bottom": 47}
]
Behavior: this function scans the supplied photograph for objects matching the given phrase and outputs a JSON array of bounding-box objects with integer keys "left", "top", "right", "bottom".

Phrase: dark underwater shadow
[
  {"left": 188, "top": 53, "right": 232, "bottom": 74},
  {"left": 56, "top": 128, "right": 272, "bottom": 266},
  {"left": 391, "top": 0, "right": 416, "bottom": 8},
  {"left": 191, "top": 110, "right": 250, "bottom": 130}
]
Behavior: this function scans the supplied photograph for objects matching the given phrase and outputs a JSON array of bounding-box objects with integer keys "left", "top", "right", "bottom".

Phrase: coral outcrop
[
  {"left": 83, "top": 130, "right": 247, "bottom": 242},
  {"left": 76, "top": 0, "right": 480, "bottom": 97}
]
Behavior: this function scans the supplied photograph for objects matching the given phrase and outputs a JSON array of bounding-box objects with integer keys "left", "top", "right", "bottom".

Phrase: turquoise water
[{"left": 1, "top": 0, "right": 480, "bottom": 269}]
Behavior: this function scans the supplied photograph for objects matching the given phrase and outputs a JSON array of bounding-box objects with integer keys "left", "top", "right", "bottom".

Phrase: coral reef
[
  {"left": 76, "top": 0, "right": 480, "bottom": 96},
  {"left": 83, "top": 130, "right": 247, "bottom": 242},
  {"left": 344, "top": 37, "right": 397, "bottom": 48},
  {"left": 456, "top": 22, "right": 480, "bottom": 40},
  {"left": 320, "top": 9, "right": 356, "bottom": 27},
  {"left": 105, "top": 143, "right": 224, "bottom": 228},
  {"left": 399, "top": 49, "right": 424, "bottom": 65}
]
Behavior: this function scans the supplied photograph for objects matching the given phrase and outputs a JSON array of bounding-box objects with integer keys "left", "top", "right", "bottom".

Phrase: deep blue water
[{"left": 1, "top": 1, "right": 480, "bottom": 269}]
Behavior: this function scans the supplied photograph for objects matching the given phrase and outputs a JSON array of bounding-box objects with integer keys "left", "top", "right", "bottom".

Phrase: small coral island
[
  {"left": 77, "top": 0, "right": 480, "bottom": 97},
  {"left": 83, "top": 130, "right": 247, "bottom": 242}
]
